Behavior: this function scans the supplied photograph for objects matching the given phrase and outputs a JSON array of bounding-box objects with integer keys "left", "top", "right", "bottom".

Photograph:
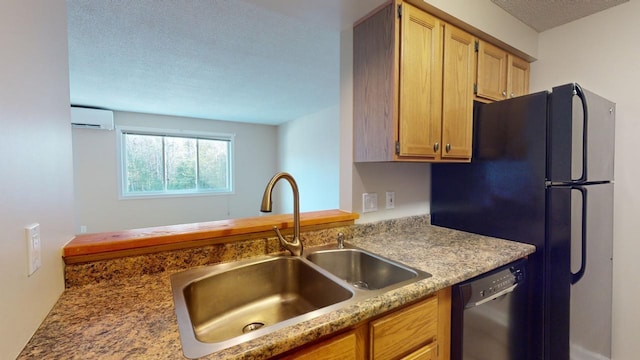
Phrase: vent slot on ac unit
[{"left": 71, "top": 107, "right": 114, "bottom": 130}]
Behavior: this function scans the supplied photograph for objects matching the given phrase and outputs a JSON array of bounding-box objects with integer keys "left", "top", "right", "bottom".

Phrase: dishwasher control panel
[{"left": 464, "top": 260, "right": 527, "bottom": 304}]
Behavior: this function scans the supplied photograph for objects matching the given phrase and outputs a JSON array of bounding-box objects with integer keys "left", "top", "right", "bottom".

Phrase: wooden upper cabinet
[
  {"left": 476, "top": 40, "right": 508, "bottom": 101},
  {"left": 353, "top": 3, "right": 396, "bottom": 162},
  {"left": 353, "top": 1, "right": 474, "bottom": 163},
  {"left": 353, "top": 1, "right": 531, "bottom": 163},
  {"left": 508, "top": 55, "right": 530, "bottom": 98},
  {"left": 398, "top": 3, "right": 443, "bottom": 159},
  {"left": 476, "top": 40, "right": 530, "bottom": 101},
  {"left": 441, "top": 23, "right": 475, "bottom": 160}
]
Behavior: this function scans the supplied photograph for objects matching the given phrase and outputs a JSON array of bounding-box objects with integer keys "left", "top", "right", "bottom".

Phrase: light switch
[
  {"left": 386, "top": 191, "right": 395, "bottom": 209},
  {"left": 362, "top": 193, "right": 378, "bottom": 213},
  {"left": 26, "top": 223, "right": 41, "bottom": 276}
]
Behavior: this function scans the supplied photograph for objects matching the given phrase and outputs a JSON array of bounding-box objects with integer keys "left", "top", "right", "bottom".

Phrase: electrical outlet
[
  {"left": 26, "top": 223, "right": 41, "bottom": 276},
  {"left": 386, "top": 191, "right": 395, "bottom": 209},
  {"left": 362, "top": 193, "right": 378, "bottom": 213}
]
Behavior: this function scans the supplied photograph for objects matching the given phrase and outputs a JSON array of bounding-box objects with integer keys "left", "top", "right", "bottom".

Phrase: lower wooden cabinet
[
  {"left": 370, "top": 295, "right": 438, "bottom": 359},
  {"left": 283, "top": 330, "right": 361, "bottom": 360},
  {"left": 283, "top": 288, "right": 451, "bottom": 360},
  {"left": 402, "top": 343, "right": 438, "bottom": 360}
]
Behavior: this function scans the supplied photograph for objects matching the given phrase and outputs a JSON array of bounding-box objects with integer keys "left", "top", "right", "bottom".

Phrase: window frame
[{"left": 116, "top": 126, "right": 235, "bottom": 199}]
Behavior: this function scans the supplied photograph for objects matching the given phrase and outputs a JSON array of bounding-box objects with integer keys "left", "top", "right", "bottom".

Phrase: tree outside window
[{"left": 121, "top": 130, "right": 232, "bottom": 197}]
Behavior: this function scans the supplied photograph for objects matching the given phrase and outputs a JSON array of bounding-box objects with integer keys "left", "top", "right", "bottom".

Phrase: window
[{"left": 119, "top": 127, "right": 233, "bottom": 197}]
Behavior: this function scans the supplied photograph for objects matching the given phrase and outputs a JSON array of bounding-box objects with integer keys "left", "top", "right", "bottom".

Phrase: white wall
[
  {"left": 530, "top": 1, "right": 640, "bottom": 358},
  {"left": 277, "top": 106, "right": 340, "bottom": 213},
  {"left": 353, "top": 162, "right": 431, "bottom": 222},
  {"left": 0, "top": 0, "right": 74, "bottom": 357},
  {"left": 339, "top": 29, "right": 355, "bottom": 213},
  {"left": 339, "top": 0, "right": 538, "bottom": 223},
  {"left": 420, "top": 0, "right": 538, "bottom": 58},
  {"left": 72, "top": 111, "right": 278, "bottom": 233}
]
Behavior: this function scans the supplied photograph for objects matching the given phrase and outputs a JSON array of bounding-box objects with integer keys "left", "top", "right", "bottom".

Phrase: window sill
[{"left": 63, "top": 209, "right": 359, "bottom": 264}]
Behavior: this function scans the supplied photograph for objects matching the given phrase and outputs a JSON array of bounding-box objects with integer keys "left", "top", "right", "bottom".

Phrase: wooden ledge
[{"left": 63, "top": 210, "right": 359, "bottom": 264}]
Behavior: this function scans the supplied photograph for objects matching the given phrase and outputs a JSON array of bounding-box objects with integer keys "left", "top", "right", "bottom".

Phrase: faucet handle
[
  {"left": 337, "top": 232, "right": 345, "bottom": 249},
  {"left": 273, "top": 226, "right": 303, "bottom": 256}
]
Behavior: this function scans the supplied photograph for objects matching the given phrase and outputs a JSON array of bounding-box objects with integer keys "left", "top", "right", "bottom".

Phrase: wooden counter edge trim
[
  {"left": 63, "top": 220, "right": 355, "bottom": 265},
  {"left": 63, "top": 210, "right": 358, "bottom": 262}
]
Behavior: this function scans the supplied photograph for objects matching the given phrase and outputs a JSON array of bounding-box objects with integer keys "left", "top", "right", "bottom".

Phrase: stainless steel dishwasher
[{"left": 451, "top": 258, "right": 529, "bottom": 360}]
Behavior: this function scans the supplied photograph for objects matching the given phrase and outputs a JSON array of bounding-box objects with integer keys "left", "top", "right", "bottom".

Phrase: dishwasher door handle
[{"left": 468, "top": 283, "right": 519, "bottom": 308}]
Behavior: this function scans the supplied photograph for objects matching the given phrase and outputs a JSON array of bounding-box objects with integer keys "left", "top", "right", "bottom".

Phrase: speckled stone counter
[{"left": 18, "top": 219, "right": 535, "bottom": 359}]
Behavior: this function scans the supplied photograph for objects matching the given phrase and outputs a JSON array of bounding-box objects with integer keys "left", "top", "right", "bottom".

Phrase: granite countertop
[{"left": 18, "top": 224, "right": 535, "bottom": 359}]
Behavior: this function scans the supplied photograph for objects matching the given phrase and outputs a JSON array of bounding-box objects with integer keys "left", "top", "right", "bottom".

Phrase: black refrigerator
[{"left": 431, "top": 83, "right": 614, "bottom": 360}]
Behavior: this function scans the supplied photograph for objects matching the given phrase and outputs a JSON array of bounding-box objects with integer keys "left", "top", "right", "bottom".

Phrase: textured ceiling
[
  {"left": 491, "top": 0, "right": 629, "bottom": 32},
  {"left": 68, "top": 0, "right": 628, "bottom": 126},
  {"left": 67, "top": 0, "right": 386, "bottom": 125}
]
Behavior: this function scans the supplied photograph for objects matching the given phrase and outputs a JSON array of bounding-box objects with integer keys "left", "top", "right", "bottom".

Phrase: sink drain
[
  {"left": 242, "top": 322, "right": 265, "bottom": 333},
  {"left": 351, "top": 280, "right": 370, "bottom": 290}
]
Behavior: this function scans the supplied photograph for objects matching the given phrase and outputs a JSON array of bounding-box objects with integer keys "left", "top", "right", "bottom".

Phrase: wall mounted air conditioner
[{"left": 70, "top": 106, "right": 114, "bottom": 130}]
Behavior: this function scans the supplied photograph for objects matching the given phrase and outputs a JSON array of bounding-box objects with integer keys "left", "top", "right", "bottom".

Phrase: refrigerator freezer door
[{"left": 548, "top": 83, "right": 615, "bottom": 183}]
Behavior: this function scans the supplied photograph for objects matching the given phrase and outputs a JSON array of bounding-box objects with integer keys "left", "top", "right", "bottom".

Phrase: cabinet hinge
[
  {"left": 395, "top": 141, "right": 400, "bottom": 155},
  {"left": 397, "top": 4, "right": 402, "bottom": 18},
  {"left": 473, "top": 83, "right": 478, "bottom": 94},
  {"left": 474, "top": 40, "right": 479, "bottom": 52}
]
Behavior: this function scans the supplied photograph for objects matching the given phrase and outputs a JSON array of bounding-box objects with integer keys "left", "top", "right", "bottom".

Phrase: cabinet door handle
[
  {"left": 510, "top": 92, "right": 515, "bottom": 98},
  {"left": 433, "top": 142, "right": 440, "bottom": 152},
  {"left": 502, "top": 90, "right": 507, "bottom": 97},
  {"left": 445, "top": 144, "right": 451, "bottom": 153}
]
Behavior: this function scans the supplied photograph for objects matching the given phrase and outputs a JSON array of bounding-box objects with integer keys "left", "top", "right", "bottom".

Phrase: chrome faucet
[{"left": 260, "top": 172, "right": 303, "bottom": 256}]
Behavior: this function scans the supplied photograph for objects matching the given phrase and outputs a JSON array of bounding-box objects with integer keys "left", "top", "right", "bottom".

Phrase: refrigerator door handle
[
  {"left": 571, "top": 186, "right": 587, "bottom": 284},
  {"left": 574, "top": 83, "right": 589, "bottom": 183}
]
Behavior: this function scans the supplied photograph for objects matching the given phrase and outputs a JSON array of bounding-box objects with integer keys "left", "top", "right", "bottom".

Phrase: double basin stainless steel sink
[{"left": 170, "top": 244, "right": 431, "bottom": 359}]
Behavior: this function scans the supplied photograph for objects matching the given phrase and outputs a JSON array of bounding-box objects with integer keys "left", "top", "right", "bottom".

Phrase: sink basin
[
  {"left": 171, "top": 245, "right": 431, "bottom": 358},
  {"left": 171, "top": 256, "right": 353, "bottom": 358},
  {"left": 306, "top": 247, "right": 431, "bottom": 290}
]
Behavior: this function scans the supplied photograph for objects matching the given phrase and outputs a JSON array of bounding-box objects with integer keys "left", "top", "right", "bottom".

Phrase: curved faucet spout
[{"left": 260, "top": 172, "right": 302, "bottom": 256}]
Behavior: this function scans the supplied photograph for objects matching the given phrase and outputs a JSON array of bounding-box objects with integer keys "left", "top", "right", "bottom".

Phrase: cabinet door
[
  {"left": 401, "top": 342, "right": 438, "bottom": 360},
  {"left": 441, "top": 24, "right": 475, "bottom": 160},
  {"left": 370, "top": 295, "right": 438, "bottom": 359},
  {"left": 398, "top": 3, "right": 443, "bottom": 158},
  {"left": 284, "top": 330, "right": 359, "bottom": 360},
  {"left": 508, "top": 54, "right": 530, "bottom": 98},
  {"left": 476, "top": 40, "right": 508, "bottom": 101}
]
